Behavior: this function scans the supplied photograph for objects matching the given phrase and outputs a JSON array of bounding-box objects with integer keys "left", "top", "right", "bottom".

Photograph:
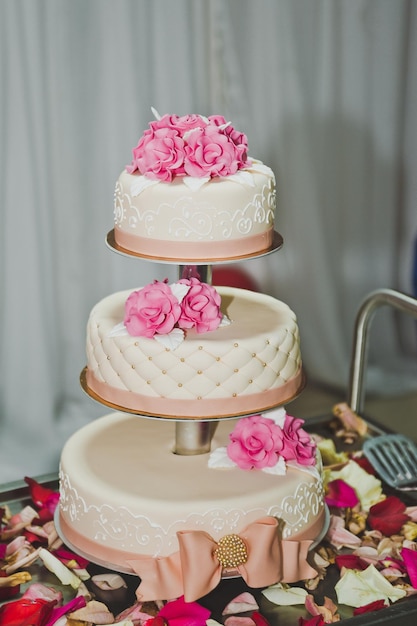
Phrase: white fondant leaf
[
  {"left": 131, "top": 176, "right": 159, "bottom": 197},
  {"left": 151, "top": 106, "right": 161, "bottom": 120},
  {"left": 208, "top": 446, "right": 236, "bottom": 469},
  {"left": 154, "top": 327, "right": 185, "bottom": 350},
  {"left": 262, "top": 455, "right": 287, "bottom": 475},
  {"left": 182, "top": 175, "right": 210, "bottom": 191},
  {"left": 247, "top": 159, "right": 275, "bottom": 179},
  {"left": 227, "top": 170, "right": 256, "bottom": 187},
  {"left": 170, "top": 281, "right": 190, "bottom": 304},
  {"left": 219, "top": 314, "right": 231, "bottom": 328},
  {"left": 286, "top": 460, "right": 321, "bottom": 479},
  {"left": 263, "top": 407, "right": 287, "bottom": 427},
  {"left": 108, "top": 322, "right": 129, "bottom": 337}
]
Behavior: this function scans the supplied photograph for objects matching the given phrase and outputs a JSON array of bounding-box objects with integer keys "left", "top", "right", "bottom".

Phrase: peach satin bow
[{"left": 127, "top": 516, "right": 317, "bottom": 602}]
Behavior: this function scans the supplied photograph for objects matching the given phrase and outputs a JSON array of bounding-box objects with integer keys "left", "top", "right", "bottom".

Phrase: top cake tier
[{"left": 113, "top": 112, "right": 276, "bottom": 261}]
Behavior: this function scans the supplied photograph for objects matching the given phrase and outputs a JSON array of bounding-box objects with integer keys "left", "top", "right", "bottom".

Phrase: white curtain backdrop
[{"left": 1, "top": 0, "right": 416, "bottom": 481}]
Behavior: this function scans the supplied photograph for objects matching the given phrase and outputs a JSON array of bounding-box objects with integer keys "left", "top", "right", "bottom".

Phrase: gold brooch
[{"left": 214, "top": 534, "right": 248, "bottom": 568}]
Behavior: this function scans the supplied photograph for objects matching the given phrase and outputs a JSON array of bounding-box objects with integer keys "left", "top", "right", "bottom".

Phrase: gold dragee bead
[{"left": 215, "top": 534, "right": 248, "bottom": 568}]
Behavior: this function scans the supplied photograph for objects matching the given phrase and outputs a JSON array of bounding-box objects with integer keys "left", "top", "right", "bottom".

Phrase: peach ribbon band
[
  {"left": 85, "top": 366, "right": 304, "bottom": 418},
  {"left": 114, "top": 226, "right": 274, "bottom": 261},
  {"left": 127, "top": 516, "right": 317, "bottom": 602}
]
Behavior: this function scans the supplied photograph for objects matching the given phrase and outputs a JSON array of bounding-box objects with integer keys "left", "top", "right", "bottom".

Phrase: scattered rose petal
[
  {"left": 352, "top": 599, "right": 387, "bottom": 615},
  {"left": 4, "top": 546, "right": 41, "bottom": 575},
  {"left": 9, "top": 505, "right": 39, "bottom": 527},
  {"left": 24, "top": 477, "right": 60, "bottom": 513},
  {"left": 326, "top": 515, "right": 362, "bottom": 549},
  {"left": 368, "top": 496, "right": 410, "bottom": 535},
  {"left": 325, "top": 479, "right": 359, "bottom": 508},
  {"left": 222, "top": 592, "right": 258, "bottom": 615},
  {"left": 116, "top": 601, "right": 155, "bottom": 623},
  {"left": 262, "top": 582, "right": 308, "bottom": 605},
  {"left": 22, "top": 582, "right": 62, "bottom": 603},
  {"left": 250, "top": 612, "right": 271, "bottom": 626},
  {"left": 401, "top": 547, "right": 417, "bottom": 587},
  {"left": 92, "top": 572, "right": 128, "bottom": 591},
  {"left": 332, "top": 403, "right": 368, "bottom": 436},
  {"left": 402, "top": 521, "right": 417, "bottom": 541},
  {"left": 325, "top": 460, "right": 384, "bottom": 511},
  {"left": 335, "top": 564, "right": 407, "bottom": 607},
  {"left": 38, "top": 547, "right": 81, "bottom": 589},
  {"left": 0, "top": 569, "right": 32, "bottom": 588},
  {"left": 69, "top": 599, "right": 114, "bottom": 623},
  {"left": 335, "top": 553, "right": 369, "bottom": 571},
  {"left": 52, "top": 547, "right": 89, "bottom": 569},
  {"left": 352, "top": 455, "right": 377, "bottom": 476},
  {"left": 0, "top": 597, "right": 55, "bottom": 626},
  {"left": 224, "top": 617, "right": 255, "bottom": 626},
  {"left": 298, "top": 616, "right": 325, "bottom": 626},
  {"left": 316, "top": 439, "right": 348, "bottom": 467},
  {"left": 155, "top": 595, "right": 210, "bottom": 626},
  {"left": 45, "top": 595, "right": 87, "bottom": 626},
  {"left": 304, "top": 594, "right": 340, "bottom": 623}
]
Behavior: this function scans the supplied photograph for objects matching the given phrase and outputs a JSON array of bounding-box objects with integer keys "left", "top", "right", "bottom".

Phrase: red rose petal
[
  {"left": 0, "top": 571, "right": 20, "bottom": 601},
  {"left": 368, "top": 496, "right": 410, "bottom": 535},
  {"left": 52, "top": 547, "right": 90, "bottom": 569},
  {"left": 325, "top": 479, "right": 359, "bottom": 508},
  {"left": 298, "top": 616, "right": 325, "bottom": 626},
  {"left": 352, "top": 456, "right": 377, "bottom": 475},
  {"left": 24, "top": 477, "right": 59, "bottom": 511},
  {"left": 251, "top": 611, "right": 271, "bottom": 626},
  {"left": 401, "top": 547, "right": 417, "bottom": 588},
  {"left": 0, "top": 597, "right": 54, "bottom": 626},
  {"left": 353, "top": 599, "right": 386, "bottom": 615},
  {"left": 157, "top": 596, "right": 210, "bottom": 626},
  {"left": 335, "top": 553, "right": 369, "bottom": 571}
]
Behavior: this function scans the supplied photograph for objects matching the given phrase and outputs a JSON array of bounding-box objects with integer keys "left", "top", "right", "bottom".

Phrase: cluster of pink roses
[
  {"left": 124, "top": 277, "right": 222, "bottom": 338},
  {"left": 227, "top": 413, "right": 316, "bottom": 470},
  {"left": 127, "top": 113, "right": 250, "bottom": 182}
]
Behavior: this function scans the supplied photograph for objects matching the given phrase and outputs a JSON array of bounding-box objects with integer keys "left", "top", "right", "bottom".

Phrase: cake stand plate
[
  {"left": 106, "top": 229, "right": 283, "bottom": 264},
  {"left": 80, "top": 367, "right": 306, "bottom": 421}
]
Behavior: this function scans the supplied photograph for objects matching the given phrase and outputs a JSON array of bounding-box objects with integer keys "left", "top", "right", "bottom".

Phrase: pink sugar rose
[
  {"left": 184, "top": 124, "right": 247, "bottom": 178},
  {"left": 279, "top": 414, "right": 316, "bottom": 466},
  {"left": 178, "top": 277, "right": 222, "bottom": 333},
  {"left": 152, "top": 113, "right": 207, "bottom": 134},
  {"left": 227, "top": 415, "right": 285, "bottom": 470},
  {"left": 124, "top": 281, "right": 182, "bottom": 338},
  {"left": 207, "top": 114, "right": 228, "bottom": 127},
  {"left": 130, "top": 127, "right": 186, "bottom": 181}
]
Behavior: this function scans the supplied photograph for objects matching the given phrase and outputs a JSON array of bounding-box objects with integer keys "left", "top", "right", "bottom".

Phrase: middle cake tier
[{"left": 85, "top": 285, "right": 303, "bottom": 418}]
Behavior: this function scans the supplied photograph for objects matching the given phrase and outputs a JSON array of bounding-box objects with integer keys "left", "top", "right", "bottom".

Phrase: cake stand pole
[
  {"left": 174, "top": 421, "right": 217, "bottom": 455},
  {"left": 175, "top": 264, "right": 215, "bottom": 455},
  {"left": 179, "top": 264, "right": 212, "bottom": 284}
]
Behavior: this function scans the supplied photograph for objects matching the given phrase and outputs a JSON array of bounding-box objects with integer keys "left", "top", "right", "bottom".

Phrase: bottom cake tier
[{"left": 57, "top": 411, "right": 327, "bottom": 601}]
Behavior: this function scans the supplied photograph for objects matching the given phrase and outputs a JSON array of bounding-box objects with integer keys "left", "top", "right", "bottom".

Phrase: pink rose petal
[
  {"left": 401, "top": 546, "right": 417, "bottom": 587},
  {"left": 325, "top": 479, "right": 359, "bottom": 508}
]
